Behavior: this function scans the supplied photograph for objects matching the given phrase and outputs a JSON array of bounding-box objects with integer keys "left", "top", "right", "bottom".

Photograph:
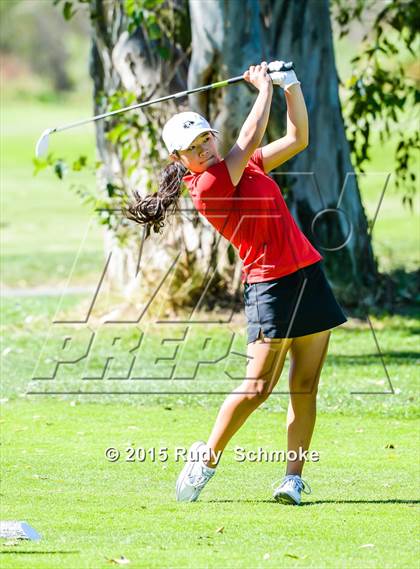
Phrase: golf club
[{"left": 35, "top": 62, "right": 294, "bottom": 158}]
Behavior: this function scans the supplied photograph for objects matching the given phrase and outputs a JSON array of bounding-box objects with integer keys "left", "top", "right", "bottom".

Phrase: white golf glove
[{"left": 268, "top": 60, "right": 300, "bottom": 90}]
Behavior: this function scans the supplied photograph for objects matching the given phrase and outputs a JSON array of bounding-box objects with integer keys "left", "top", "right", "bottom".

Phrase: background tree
[
  {"left": 48, "top": 0, "right": 417, "bottom": 310},
  {"left": 186, "top": 0, "right": 379, "bottom": 304},
  {"left": 332, "top": 0, "right": 419, "bottom": 209},
  {"left": 0, "top": 0, "right": 79, "bottom": 92}
]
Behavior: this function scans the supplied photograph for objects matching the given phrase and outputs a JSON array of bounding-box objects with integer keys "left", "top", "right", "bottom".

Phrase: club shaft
[{"left": 53, "top": 62, "right": 295, "bottom": 134}]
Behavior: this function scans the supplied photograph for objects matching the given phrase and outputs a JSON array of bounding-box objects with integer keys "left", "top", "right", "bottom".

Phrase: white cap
[{"left": 162, "top": 111, "right": 218, "bottom": 154}]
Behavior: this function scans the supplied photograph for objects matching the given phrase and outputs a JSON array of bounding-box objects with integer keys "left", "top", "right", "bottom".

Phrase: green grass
[
  {"left": 1, "top": 290, "right": 419, "bottom": 566},
  {"left": 1, "top": 400, "right": 419, "bottom": 569},
  {"left": 1, "top": 97, "right": 103, "bottom": 288},
  {"left": 1, "top": 295, "right": 418, "bottom": 418}
]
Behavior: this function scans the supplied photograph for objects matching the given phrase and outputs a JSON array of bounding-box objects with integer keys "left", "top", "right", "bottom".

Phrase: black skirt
[{"left": 243, "top": 260, "right": 348, "bottom": 343}]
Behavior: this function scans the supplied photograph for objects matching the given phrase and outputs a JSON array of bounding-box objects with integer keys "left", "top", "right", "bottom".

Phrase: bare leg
[
  {"left": 205, "top": 335, "right": 293, "bottom": 467},
  {"left": 285, "top": 330, "right": 331, "bottom": 476}
]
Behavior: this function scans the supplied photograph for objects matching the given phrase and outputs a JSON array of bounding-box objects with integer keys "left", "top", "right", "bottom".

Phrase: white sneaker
[
  {"left": 175, "top": 441, "right": 216, "bottom": 502},
  {"left": 272, "top": 474, "right": 312, "bottom": 505}
]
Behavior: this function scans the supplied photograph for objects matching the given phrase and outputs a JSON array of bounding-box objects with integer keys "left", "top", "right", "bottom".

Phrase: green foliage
[
  {"left": 47, "top": 0, "right": 190, "bottom": 242},
  {"left": 334, "top": 0, "right": 367, "bottom": 32},
  {"left": 125, "top": 0, "right": 191, "bottom": 56},
  {"left": 53, "top": 0, "right": 90, "bottom": 20},
  {"left": 63, "top": 1, "right": 75, "bottom": 20},
  {"left": 101, "top": 88, "right": 164, "bottom": 236},
  {"left": 333, "top": 0, "right": 420, "bottom": 209},
  {"left": 72, "top": 155, "right": 88, "bottom": 171}
]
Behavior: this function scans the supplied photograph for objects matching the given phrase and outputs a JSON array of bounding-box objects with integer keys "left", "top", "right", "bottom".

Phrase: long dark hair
[{"left": 123, "top": 160, "right": 187, "bottom": 235}]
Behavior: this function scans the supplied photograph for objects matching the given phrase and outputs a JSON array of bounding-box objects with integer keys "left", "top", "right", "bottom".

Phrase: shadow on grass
[
  {"left": 207, "top": 499, "right": 420, "bottom": 505},
  {"left": 328, "top": 352, "right": 419, "bottom": 365},
  {"left": 0, "top": 550, "right": 79, "bottom": 555},
  {"left": 301, "top": 499, "right": 420, "bottom": 506}
]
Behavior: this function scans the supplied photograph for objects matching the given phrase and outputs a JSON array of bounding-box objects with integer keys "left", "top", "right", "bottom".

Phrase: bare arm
[
  {"left": 225, "top": 63, "right": 273, "bottom": 186},
  {"left": 261, "top": 83, "right": 309, "bottom": 173}
]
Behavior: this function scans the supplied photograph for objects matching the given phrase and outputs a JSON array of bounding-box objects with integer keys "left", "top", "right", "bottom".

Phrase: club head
[{"left": 35, "top": 128, "right": 53, "bottom": 158}]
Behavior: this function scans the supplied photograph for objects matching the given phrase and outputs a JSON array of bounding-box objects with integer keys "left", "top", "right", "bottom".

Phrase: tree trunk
[
  {"left": 88, "top": 0, "right": 240, "bottom": 314},
  {"left": 88, "top": 0, "right": 378, "bottom": 310},
  {"left": 264, "top": 0, "right": 378, "bottom": 302},
  {"left": 188, "top": 0, "right": 378, "bottom": 304}
]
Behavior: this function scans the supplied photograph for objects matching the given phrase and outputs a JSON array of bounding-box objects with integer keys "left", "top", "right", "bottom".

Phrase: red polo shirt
[{"left": 183, "top": 148, "right": 322, "bottom": 284}]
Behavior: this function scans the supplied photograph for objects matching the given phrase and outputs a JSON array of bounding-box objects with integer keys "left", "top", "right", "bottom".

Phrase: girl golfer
[{"left": 125, "top": 61, "right": 347, "bottom": 505}]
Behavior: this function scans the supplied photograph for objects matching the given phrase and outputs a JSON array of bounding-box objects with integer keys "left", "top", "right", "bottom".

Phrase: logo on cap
[{"left": 183, "top": 120, "right": 195, "bottom": 128}]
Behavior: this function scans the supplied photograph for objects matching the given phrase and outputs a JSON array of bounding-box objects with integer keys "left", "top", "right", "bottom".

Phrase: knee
[
  {"left": 290, "top": 375, "right": 319, "bottom": 395},
  {"left": 241, "top": 379, "right": 273, "bottom": 405}
]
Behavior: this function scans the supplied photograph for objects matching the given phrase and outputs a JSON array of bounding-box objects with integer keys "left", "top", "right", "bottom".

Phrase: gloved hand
[{"left": 268, "top": 60, "right": 300, "bottom": 91}]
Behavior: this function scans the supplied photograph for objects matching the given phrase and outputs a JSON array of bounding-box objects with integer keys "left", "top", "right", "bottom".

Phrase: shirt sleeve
[{"left": 248, "top": 147, "right": 265, "bottom": 172}]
